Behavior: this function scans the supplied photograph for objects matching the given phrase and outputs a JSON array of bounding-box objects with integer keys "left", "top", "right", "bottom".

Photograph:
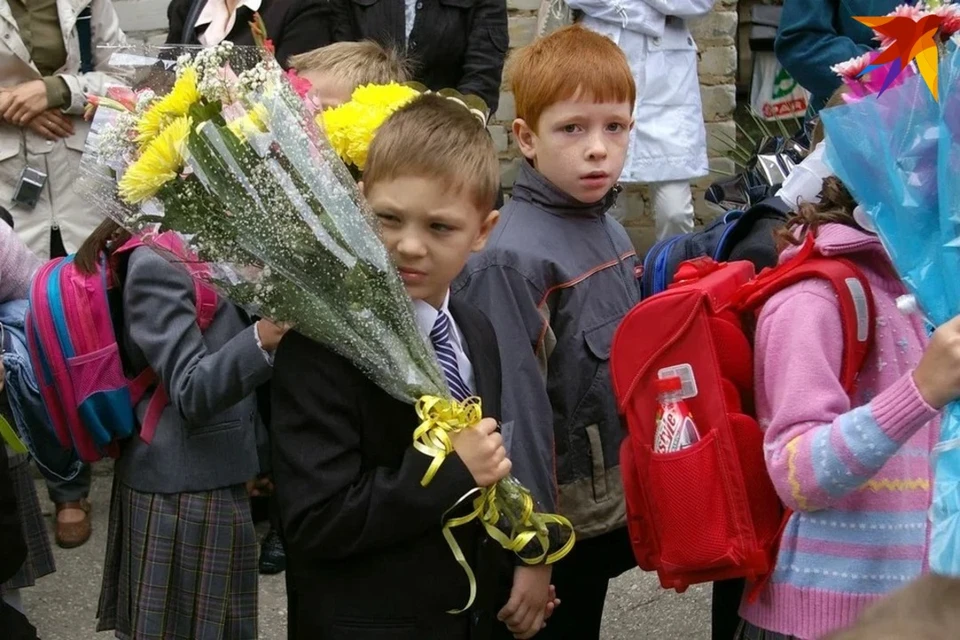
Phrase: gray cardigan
[{"left": 114, "top": 247, "right": 273, "bottom": 494}]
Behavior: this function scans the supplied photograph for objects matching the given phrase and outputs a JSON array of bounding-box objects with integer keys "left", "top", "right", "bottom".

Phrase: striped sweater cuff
[{"left": 870, "top": 371, "right": 939, "bottom": 445}]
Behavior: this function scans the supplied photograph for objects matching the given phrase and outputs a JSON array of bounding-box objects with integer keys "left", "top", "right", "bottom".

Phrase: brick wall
[{"left": 113, "top": 0, "right": 741, "bottom": 254}]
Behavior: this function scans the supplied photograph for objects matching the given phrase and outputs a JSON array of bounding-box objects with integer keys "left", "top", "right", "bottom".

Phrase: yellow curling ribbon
[
  {"left": 0, "top": 416, "right": 27, "bottom": 455},
  {"left": 414, "top": 395, "right": 577, "bottom": 613}
]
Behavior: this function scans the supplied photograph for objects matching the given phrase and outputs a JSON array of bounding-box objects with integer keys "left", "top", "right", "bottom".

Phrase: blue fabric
[
  {"left": 0, "top": 300, "right": 82, "bottom": 482},
  {"left": 430, "top": 311, "right": 470, "bottom": 402},
  {"left": 775, "top": 0, "right": 905, "bottom": 113}
]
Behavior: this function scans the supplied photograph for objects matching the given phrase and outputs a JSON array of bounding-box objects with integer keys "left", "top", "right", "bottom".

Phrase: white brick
[
  {"left": 700, "top": 84, "right": 737, "bottom": 122},
  {"left": 704, "top": 120, "right": 737, "bottom": 157},
  {"left": 507, "top": 0, "right": 541, "bottom": 11},
  {"left": 508, "top": 16, "right": 538, "bottom": 49},
  {"left": 697, "top": 45, "right": 737, "bottom": 79},
  {"left": 488, "top": 125, "right": 510, "bottom": 153},
  {"left": 114, "top": 0, "right": 169, "bottom": 34},
  {"left": 500, "top": 158, "right": 522, "bottom": 187},
  {"left": 689, "top": 10, "right": 738, "bottom": 46},
  {"left": 495, "top": 92, "right": 516, "bottom": 123}
]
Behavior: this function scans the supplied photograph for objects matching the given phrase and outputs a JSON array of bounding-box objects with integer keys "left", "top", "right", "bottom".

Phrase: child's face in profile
[
  {"left": 514, "top": 95, "right": 633, "bottom": 204},
  {"left": 301, "top": 70, "right": 354, "bottom": 111},
  {"left": 363, "top": 176, "right": 499, "bottom": 309}
]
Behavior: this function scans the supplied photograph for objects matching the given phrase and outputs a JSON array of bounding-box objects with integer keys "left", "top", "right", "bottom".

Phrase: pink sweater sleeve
[
  {"left": 755, "top": 284, "right": 938, "bottom": 512},
  {"left": 0, "top": 222, "right": 42, "bottom": 302}
]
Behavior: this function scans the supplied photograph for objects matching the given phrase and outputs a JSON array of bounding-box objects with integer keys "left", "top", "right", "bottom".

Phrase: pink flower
[
  {"left": 832, "top": 49, "right": 916, "bottom": 102},
  {"left": 831, "top": 51, "right": 875, "bottom": 80},
  {"left": 932, "top": 3, "right": 960, "bottom": 38},
  {"left": 285, "top": 69, "right": 313, "bottom": 99},
  {"left": 106, "top": 86, "right": 138, "bottom": 111}
]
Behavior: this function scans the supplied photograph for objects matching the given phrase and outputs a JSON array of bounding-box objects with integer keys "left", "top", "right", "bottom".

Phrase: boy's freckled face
[
  {"left": 364, "top": 176, "right": 499, "bottom": 309},
  {"left": 301, "top": 71, "right": 354, "bottom": 111},
  {"left": 515, "top": 98, "right": 633, "bottom": 204}
]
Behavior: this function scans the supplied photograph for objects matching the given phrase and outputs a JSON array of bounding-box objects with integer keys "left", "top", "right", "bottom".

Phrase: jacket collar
[
  {"left": 779, "top": 223, "right": 883, "bottom": 262},
  {"left": 780, "top": 223, "right": 904, "bottom": 293},
  {"left": 511, "top": 160, "right": 617, "bottom": 219}
]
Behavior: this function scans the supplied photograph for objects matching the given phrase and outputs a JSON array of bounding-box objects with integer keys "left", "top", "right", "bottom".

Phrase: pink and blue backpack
[{"left": 25, "top": 233, "right": 218, "bottom": 464}]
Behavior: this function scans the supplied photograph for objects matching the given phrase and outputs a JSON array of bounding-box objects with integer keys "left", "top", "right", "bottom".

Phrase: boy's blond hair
[
  {"left": 824, "top": 574, "right": 960, "bottom": 640},
  {"left": 364, "top": 94, "right": 499, "bottom": 212},
  {"left": 506, "top": 24, "right": 636, "bottom": 132},
  {"left": 288, "top": 41, "right": 410, "bottom": 87}
]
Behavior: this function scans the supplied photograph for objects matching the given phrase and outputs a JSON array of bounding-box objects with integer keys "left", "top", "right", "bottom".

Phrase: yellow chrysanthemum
[
  {"left": 227, "top": 103, "right": 271, "bottom": 141},
  {"left": 319, "top": 83, "right": 420, "bottom": 170},
  {"left": 136, "top": 67, "right": 201, "bottom": 146},
  {"left": 119, "top": 116, "right": 192, "bottom": 204},
  {"left": 350, "top": 82, "right": 421, "bottom": 110}
]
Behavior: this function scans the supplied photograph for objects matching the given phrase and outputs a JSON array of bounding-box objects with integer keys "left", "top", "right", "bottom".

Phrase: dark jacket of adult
[
  {"left": 331, "top": 0, "right": 508, "bottom": 113},
  {"left": 166, "top": 0, "right": 333, "bottom": 68}
]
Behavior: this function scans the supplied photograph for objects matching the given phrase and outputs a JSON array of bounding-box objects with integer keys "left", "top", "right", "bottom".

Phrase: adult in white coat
[
  {"left": 0, "top": 0, "right": 125, "bottom": 549},
  {"left": 566, "top": 0, "right": 714, "bottom": 240},
  {"left": 1, "top": 0, "right": 125, "bottom": 259}
]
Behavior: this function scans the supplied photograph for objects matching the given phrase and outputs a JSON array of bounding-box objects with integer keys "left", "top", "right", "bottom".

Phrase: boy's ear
[
  {"left": 512, "top": 118, "right": 538, "bottom": 161},
  {"left": 471, "top": 209, "right": 500, "bottom": 252}
]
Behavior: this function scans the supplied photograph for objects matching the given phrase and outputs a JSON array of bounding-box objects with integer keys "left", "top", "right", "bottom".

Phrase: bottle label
[{"left": 654, "top": 401, "right": 699, "bottom": 453}]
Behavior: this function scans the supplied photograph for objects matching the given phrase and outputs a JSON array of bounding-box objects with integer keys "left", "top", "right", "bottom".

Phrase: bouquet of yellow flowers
[{"left": 80, "top": 43, "right": 574, "bottom": 608}]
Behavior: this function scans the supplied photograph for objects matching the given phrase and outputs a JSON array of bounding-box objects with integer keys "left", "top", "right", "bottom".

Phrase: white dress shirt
[
  {"left": 404, "top": 0, "right": 417, "bottom": 41},
  {"left": 195, "top": 0, "right": 263, "bottom": 46},
  {"left": 413, "top": 291, "right": 476, "bottom": 396}
]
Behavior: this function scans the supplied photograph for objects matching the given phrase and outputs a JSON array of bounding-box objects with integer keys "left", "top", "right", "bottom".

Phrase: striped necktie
[{"left": 430, "top": 310, "right": 471, "bottom": 402}]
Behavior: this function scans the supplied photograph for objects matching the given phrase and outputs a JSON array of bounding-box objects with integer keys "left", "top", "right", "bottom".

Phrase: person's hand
[
  {"left": 914, "top": 315, "right": 960, "bottom": 409},
  {"left": 498, "top": 565, "right": 554, "bottom": 639},
  {"left": 245, "top": 475, "right": 274, "bottom": 497},
  {"left": 25, "top": 109, "right": 75, "bottom": 141},
  {"left": 450, "top": 417, "right": 511, "bottom": 487},
  {"left": 256, "top": 319, "right": 291, "bottom": 352},
  {"left": 1, "top": 80, "right": 50, "bottom": 126}
]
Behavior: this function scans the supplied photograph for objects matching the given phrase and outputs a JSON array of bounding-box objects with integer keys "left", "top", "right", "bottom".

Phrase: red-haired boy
[{"left": 453, "top": 24, "right": 641, "bottom": 640}]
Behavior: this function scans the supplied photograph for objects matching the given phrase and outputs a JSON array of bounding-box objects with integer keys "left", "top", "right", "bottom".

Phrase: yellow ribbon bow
[{"left": 413, "top": 395, "right": 576, "bottom": 613}]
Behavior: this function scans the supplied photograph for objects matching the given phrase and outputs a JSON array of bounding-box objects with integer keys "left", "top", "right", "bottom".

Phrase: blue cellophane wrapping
[{"left": 822, "top": 43, "right": 960, "bottom": 575}]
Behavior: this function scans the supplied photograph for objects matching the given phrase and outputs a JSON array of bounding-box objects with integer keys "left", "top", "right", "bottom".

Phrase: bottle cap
[{"left": 656, "top": 377, "right": 683, "bottom": 395}]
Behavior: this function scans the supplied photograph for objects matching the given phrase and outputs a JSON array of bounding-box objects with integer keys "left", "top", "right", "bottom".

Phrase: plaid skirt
[
  {"left": 1, "top": 452, "right": 55, "bottom": 592},
  {"left": 96, "top": 479, "right": 258, "bottom": 639}
]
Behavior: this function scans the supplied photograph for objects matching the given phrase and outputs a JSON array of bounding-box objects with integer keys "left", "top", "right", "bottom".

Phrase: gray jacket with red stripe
[{"left": 452, "top": 160, "right": 642, "bottom": 540}]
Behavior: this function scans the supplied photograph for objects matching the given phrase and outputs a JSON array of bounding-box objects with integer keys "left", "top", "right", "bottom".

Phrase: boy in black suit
[{"left": 271, "top": 94, "right": 553, "bottom": 639}]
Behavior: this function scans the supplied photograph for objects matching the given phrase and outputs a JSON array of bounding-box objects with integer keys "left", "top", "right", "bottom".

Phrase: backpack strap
[
  {"left": 736, "top": 233, "right": 875, "bottom": 602},
  {"left": 114, "top": 234, "right": 218, "bottom": 444},
  {"left": 735, "top": 234, "right": 875, "bottom": 393}
]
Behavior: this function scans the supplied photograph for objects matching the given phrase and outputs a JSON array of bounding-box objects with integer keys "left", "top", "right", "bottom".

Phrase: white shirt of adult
[
  {"left": 413, "top": 290, "right": 476, "bottom": 396},
  {"left": 195, "top": 0, "right": 264, "bottom": 46}
]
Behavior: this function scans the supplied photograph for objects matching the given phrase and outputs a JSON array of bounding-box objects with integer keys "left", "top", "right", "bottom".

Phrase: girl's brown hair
[
  {"left": 776, "top": 176, "right": 860, "bottom": 249},
  {"left": 74, "top": 219, "right": 132, "bottom": 276}
]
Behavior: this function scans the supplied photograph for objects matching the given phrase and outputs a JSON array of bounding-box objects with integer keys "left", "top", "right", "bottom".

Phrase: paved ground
[{"left": 21, "top": 478, "right": 711, "bottom": 639}]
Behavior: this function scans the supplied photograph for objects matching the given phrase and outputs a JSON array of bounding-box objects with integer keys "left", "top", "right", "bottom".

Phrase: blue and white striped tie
[{"left": 430, "top": 311, "right": 471, "bottom": 402}]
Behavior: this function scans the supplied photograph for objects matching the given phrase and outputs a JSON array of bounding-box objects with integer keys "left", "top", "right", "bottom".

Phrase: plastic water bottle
[{"left": 653, "top": 377, "right": 700, "bottom": 453}]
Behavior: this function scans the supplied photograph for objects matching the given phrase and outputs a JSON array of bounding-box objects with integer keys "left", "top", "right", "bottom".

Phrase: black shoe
[{"left": 259, "top": 528, "right": 287, "bottom": 575}]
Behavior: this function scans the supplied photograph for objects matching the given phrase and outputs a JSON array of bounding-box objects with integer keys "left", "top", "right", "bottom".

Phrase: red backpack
[{"left": 610, "top": 235, "right": 874, "bottom": 593}]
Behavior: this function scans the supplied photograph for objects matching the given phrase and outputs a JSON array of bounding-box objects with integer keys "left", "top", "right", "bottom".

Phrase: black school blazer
[
  {"left": 330, "top": 0, "right": 507, "bottom": 113},
  {"left": 271, "top": 298, "right": 511, "bottom": 639},
  {"left": 166, "top": 0, "right": 333, "bottom": 68}
]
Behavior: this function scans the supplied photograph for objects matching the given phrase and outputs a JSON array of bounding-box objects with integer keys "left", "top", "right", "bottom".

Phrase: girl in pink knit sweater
[{"left": 736, "top": 176, "right": 960, "bottom": 640}]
